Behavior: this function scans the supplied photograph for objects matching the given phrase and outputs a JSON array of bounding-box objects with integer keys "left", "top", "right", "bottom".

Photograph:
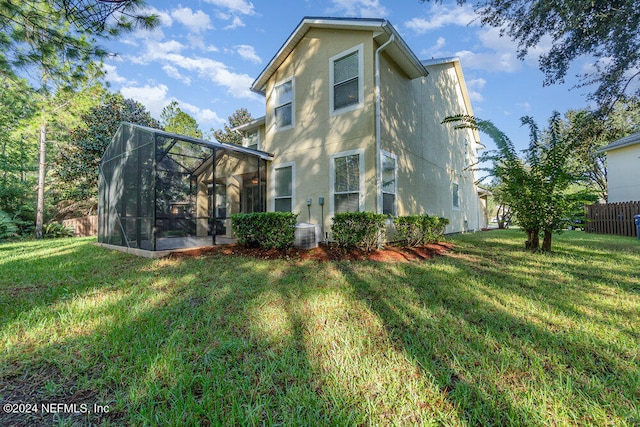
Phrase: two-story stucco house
[
  {"left": 234, "top": 17, "right": 487, "bottom": 237},
  {"left": 97, "top": 17, "right": 489, "bottom": 255}
]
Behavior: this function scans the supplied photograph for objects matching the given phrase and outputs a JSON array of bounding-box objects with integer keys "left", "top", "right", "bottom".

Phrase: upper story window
[
  {"left": 274, "top": 78, "right": 294, "bottom": 129},
  {"left": 244, "top": 129, "right": 259, "bottom": 150},
  {"left": 330, "top": 45, "right": 364, "bottom": 114}
]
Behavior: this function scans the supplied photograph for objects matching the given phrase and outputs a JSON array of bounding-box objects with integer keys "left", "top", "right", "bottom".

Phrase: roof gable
[
  {"left": 251, "top": 17, "right": 428, "bottom": 94},
  {"left": 422, "top": 57, "right": 482, "bottom": 146}
]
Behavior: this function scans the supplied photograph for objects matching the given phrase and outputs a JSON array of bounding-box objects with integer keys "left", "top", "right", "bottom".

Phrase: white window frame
[
  {"left": 380, "top": 150, "right": 397, "bottom": 216},
  {"left": 273, "top": 76, "right": 295, "bottom": 131},
  {"left": 329, "top": 44, "right": 364, "bottom": 116},
  {"left": 452, "top": 182, "right": 460, "bottom": 210},
  {"left": 244, "top": 129, "right": 260, "bottom": 151},
  {"left": 272, "top": 162, "right": 295, "bottom": 212},
  {"left": 330, "top": 148, "right": 365, "bottom": 216}
]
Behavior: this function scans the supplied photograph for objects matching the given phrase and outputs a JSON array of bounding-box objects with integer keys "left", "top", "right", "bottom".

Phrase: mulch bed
[{"left": 168, "top": 242, "right": 454, "bottom": 263}]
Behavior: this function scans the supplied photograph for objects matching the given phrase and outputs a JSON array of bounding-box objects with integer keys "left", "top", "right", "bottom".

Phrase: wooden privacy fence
[
  {"left": 585, "top": 201, "right": 640, "bottom": 237},
  {"left": 62, "top": 215, "right": 98, "bottom": 237}
]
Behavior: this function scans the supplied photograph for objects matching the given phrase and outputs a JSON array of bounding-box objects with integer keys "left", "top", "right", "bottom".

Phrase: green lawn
[{"left": 0, "top": 230, "right": 638, "bottom": 426}]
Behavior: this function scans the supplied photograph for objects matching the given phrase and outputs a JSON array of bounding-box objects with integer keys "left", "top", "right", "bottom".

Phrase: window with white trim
[
  {"left": 274, "top": 164, "right": 293, "bottom": 212},
  {"left": 274, "top": 78, "right": 293, "bottom": 129},
  {"left": 332, "top": 150, "right": 363, "bottom": 213},
  {"left": 381, "top": 152, "right": 397, "bottom": 216},
  {"left": 452, "top": 182, "right": 460, "bottom": 209},
  {"left": 330, "top": 45, "right": 363, "bottom": 114},
  {"left": 244, "top": 129, "right": 259, "bottom": 150}
]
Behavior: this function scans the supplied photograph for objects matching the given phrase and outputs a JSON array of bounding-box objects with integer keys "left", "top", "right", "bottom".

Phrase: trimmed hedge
[
  {"left": 332, "top": 212, "right": 386, "bottom": 251},
  {"left": 393, "top": 214, "right": 450, "bottom": 247},
  {"left": 231, "top": 212, "right": 298, "bottom": 250}
]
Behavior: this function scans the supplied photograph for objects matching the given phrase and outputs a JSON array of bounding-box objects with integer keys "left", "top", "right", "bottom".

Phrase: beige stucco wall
[
  {"left": 380, "top": 56, "right": 483, "bottom": 232},
  {"left": 261, "top": 28, "right": 377, "bottom": 232},
  {"left": 255, "top": 27, "right": 484, "bottom": 235},
  {"left": 607, "top": 144, "right": 640, "bottom": 203}
]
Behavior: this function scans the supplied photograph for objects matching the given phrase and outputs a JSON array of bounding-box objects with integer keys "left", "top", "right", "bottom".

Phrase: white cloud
[
  {"left": 456, "top": 49, "right": 522, "bottom": 73},
  {"left": 180, "top": 102, "right": 226, "bottom": 127},
  {"left": 421, "top": 36, "right": 447, "bottom": 58},
  {"left": 118, "top": 85, "right": 226, "bottom": 130},
  {"left": 517, "top": 101, "right": 531, "bottom": 111},
  {"left": 130, "top": 39, "right": 186, "bottom": 64},
  {"left": 224, "top": 16, "right": 245, "bottom": 30},
  {"left": 327, "top": 0, "right": 388, "bottom": 18},
  {"left": 162, "top": 65, "right": 192, "bottom": 85},
  {"left": 144, "top": 6, "right": 173, "bottom": 27},
  {"left": 466, "top": 77, "right": 487, "bottom": 102},
  {"left": 405, "top": 3, "right": 478, "bottom": 34},
  {"left": 126, "top": 36, "right": 257, "bottom": 99},
  {"left": 235, "top": 44, "right": 262, "bottom": 64},
  {"left": 102, "top": 63, "right": 128, "bottom": 85},
  {"left": 171, "top": 7, "right": 212, "bottom": 33},
  {"left": 159, "top": 54, "right": 258, "bottom": 99},
  {"left": 187, "top": 34, "right": 206, "bottom": 50},
  {"left": 407, "top": 6, "right": 552, "bottom": 75},
  {"left": 120, "top": 84, "right": 170, "bottom": 118},
  {"left": 455, "top": 26, "right": 550, "bottom": 73},
  {"left": 204, "top": 0, "right": 255, "bottom": 15}
]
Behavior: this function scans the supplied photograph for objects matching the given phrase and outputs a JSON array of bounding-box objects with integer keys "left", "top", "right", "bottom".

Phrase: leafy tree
[
  {"left": 32, "top": 68, "right": 107, "bottom": 237},
  {"left": 485, "top": 180, "right": 512, "bottom": 229},
  {"left": 160, "top": 101, "right": 203, "bottom": 139},
  {"left": 1, "top": 0, "right": 157, "bottom": 238},
  {"left": 422, "top": 0, "right": 640, "bottom": 111},
  {"left": 0, "top": 0, "right": 157, "bottom": 79},
  {"left": 0, "top": 76, "right": 37, "bottom": 233},
  {"left": 212, "top": 108, "right": 253, "bottom": 145},
  {"left": 561, "top": 98, "right": 640, "bottom": 201},
  {"left": 445, "top": 112, "right": 587, "bottom": 252},
  {"left": 51, "top": 93, "right": 160, "bottom": 218}
]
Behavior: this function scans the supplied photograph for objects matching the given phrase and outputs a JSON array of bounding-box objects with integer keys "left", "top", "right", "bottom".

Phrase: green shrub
[
  {"left": 331, "top": 212, "right": 386, "bottom": 251},
  {"left": 42, "top": 222, "right": 74, "bottom": 239},
  {"left": 429, "top": 216, "right": 450, "bottom": 242},
  {"left": 0, "top": 210, "right": 18, "bottom": 241},
  {"left": 231, "top": 212, "right": 298, "bottom": 250},
  {"left": 393, "top": 214, "right": 450, "bottom": 247}
]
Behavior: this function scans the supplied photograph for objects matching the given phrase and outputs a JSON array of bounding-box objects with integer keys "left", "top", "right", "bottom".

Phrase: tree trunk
[
  {"left": 525, "top": 229, "right": 540, "bottom": 251},
  {"left": 542, "top": 230, "right": 553, "bottom": 252},
  {"left": 35, "top": 120, "right": 46, "bottom": 239}
]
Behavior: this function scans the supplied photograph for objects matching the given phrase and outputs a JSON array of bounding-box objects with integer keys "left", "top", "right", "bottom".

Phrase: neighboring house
[
  {"left": 598, "top": 131, "right": 640, "bottom": 203},
  {"left": 235, "top": 17, "right": 487, "bottom": 236}
]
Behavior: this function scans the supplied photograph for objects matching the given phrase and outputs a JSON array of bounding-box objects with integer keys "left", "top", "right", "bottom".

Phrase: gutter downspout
[{"left": 375, "top": 34, "right": 394, "bottom": 214}]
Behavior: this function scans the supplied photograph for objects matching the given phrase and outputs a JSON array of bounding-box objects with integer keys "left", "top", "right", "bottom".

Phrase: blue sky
[{"left": 101, "top": 0, "right": 596, "bottom": 147}]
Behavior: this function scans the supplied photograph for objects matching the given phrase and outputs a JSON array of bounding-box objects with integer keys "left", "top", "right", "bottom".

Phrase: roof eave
[
  {"left": 597, "top": 132, "right": 640, "bottom": 153},
  {"left": 232, "top": 116, "right": 266, "bottom": 132}
]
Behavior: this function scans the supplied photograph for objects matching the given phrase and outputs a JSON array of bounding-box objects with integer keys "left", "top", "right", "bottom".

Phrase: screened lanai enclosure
[{"left": 98, "top": 123, "right": 271, "bottom": 254}]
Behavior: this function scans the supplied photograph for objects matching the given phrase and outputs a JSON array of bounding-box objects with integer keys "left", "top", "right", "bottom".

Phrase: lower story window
[
  {"left": 333, "top": 151, "right": 362, "bottom": 213},
  {"left": 452, "top": 182, "right": 460, "bottom": 209},
  {"left": 381, "top": 151, "right": 397, "bottom": 216},
  {"left": 274, "top": 165, "right": 293, "bottom": 212}
]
